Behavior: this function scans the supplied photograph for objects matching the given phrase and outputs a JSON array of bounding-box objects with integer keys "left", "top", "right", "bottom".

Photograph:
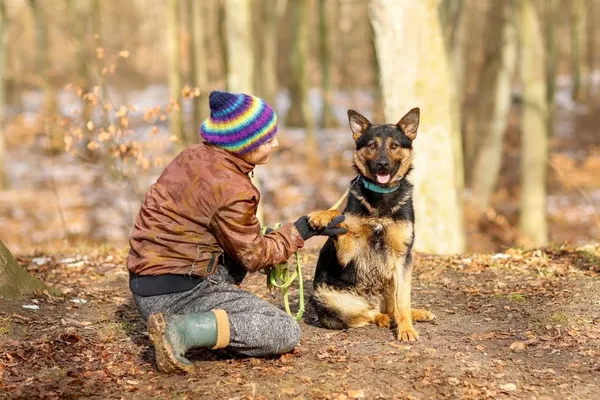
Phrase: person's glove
[
  {"left": 263, "top": 226, "right": 274, "bottom": 235},
  {"left": 293, "top": 215, "right": 348, "bottom": 241}
]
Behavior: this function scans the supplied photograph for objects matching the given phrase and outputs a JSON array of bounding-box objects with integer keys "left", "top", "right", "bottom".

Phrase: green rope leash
[{"left": 261, "top": 223, "right": 304, "bottom": 321}]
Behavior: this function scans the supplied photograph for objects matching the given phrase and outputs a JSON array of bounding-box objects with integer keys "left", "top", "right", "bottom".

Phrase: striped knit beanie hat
[{"left": 200, "top": 91, "right": 278, "bottom": 155}]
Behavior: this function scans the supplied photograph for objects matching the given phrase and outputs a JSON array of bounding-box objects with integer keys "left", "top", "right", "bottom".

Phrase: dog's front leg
[
  {"left": 384, "top": 282, "right": 396, "bottom": 319},
  {"left": 394, "top": 261, "right": 418, "bottom": 342}
]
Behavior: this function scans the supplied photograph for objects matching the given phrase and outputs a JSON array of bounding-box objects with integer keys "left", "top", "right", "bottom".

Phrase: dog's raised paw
[
  {"left": 411, "top": 309, "right": 436, "bottom": 322},
  {"left": 397, "top": 323, "right": 419, "bottom": 342},
  {"left": 374, "top": 313, "right": 391, "bottom": 328},
  {"left": 307, "top": 210, "right": 342, "bottom": 230}
]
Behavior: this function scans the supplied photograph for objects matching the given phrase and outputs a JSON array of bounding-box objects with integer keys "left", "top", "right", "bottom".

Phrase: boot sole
[{"left": 147, "top": 313, "right": 193, "bottom": 373}]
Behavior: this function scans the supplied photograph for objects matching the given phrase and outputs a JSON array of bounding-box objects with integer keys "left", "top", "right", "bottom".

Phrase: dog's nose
[{"left": 376, "top": 160, "right": 389, "bottom": 170}]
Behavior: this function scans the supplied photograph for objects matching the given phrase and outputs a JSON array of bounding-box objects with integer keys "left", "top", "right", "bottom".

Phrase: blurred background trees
[{"left": 0, "top": 0, "right": 598, "bottom": 255}]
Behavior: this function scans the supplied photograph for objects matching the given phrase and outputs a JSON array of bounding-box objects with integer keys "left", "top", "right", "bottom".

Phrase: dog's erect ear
[
  {"left": 347, "top": 110, "right": 371, "bottom": 141},
  {"left": 397, "top": 107, "right": 420, "bottom": 141}
]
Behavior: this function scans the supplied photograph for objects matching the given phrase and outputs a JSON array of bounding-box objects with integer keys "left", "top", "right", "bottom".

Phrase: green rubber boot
[{"left": 147, "top": 309, "right": 230, "bottom": 373}]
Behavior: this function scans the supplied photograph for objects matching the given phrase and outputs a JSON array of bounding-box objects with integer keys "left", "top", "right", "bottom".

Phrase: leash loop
[{"left": 262, "top": 223, "right": 305, "bottom": 321}]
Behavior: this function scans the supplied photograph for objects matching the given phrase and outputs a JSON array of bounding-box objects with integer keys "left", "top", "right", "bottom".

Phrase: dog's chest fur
[{"left": 333, "top": 179, "right": 415, "bottom": 289}]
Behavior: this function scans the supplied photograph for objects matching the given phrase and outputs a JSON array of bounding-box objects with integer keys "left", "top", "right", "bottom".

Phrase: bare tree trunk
[
  {"left": 587, "top": 0, "right": 596, "bottom": 99},
  {"left": 258, "top": 0, "right": 279, "bottom": 107},
  {"left": 370, "top": 21, "right": 385, "bottom": 123},
  {"left": 66, "top": 0, "right": 92, "bottom": 125},
  {"left": 570, "top": 0, "right": 588, "bottom": 102},
  {"left": 218, "top": 0, "right": 228, "bottom": 80},
  {"left": 0, "top": 0, "right": 7, "bottom": 189},
  {"left": 461, "top": 0, "right": 484, "bottom": 184},
  {"left": 29, "top": 0, "right": 60, "bottom": 154},
  {"left": 91, "top": 0, "right": 109, "bottom": 129},
  {"left": 337, "top": 0, "right": 352, "bottom": 91},
  {"left": 440, "top": 0, "right": 466, "bottom": 198},
  {"left": 286, "top": 0, "right": 313, "bottom": 133},
  {"left": 225, "top": 0, "right": 265, "bottom": 224},
  {"left": 167, "top": 0, "right": 185, "bottom": 147},
  {"left": 189, "top": 0, "right": 209, "bottom": 137},
  {"left": 545, "top": 0, "right": 558, "bottom": 138},
  {"left": 286, "top": 0, "right": 317, "bottom": 163},
  {"left": 369, "top": 0, "right": 466, "bottom": 254},
  {"left": 518, "top": 0, "right": 548, "bottom": 247},
  {"left": 471, "top": 0, "right": 518, "bottom": 212},
  {"left": 66, "top": 0, "right": 97, "bottom": 163},
  {"left": 0, "top": 241, "right": 56, "bottom": 299},
  {"left": 225, "top": 0, "right": 253, "bottom": 93},
  {"left": 318, "top": 0, "right": 338, "bottom": 128}
]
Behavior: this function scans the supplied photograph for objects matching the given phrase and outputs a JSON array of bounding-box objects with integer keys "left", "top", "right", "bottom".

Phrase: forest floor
[{"left": 1, "top": 243, "right": 600, "bottom": 399}]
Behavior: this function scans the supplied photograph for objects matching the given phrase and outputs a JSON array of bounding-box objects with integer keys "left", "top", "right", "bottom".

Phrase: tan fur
[
  {"left": 385, "top": 222, "right": 413, "bottom": 253},
  {"left": 390, "top": 146, "right": 414, "bottom": 183},
  {"left": 352, "top": 151, "right": 371, "bottom": 179},
  {"left": 313, "top": 285, "right": 383, "bottom": 328}
]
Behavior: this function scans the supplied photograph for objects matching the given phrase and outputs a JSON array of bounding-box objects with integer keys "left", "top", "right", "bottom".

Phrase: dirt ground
[{"left": 1, "top": 244, "right": 600, "bottom": 400}]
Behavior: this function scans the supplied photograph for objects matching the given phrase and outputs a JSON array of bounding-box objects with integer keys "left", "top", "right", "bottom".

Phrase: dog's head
[{"left": 347, "top": 108, "right": 420, "bottom": 186}]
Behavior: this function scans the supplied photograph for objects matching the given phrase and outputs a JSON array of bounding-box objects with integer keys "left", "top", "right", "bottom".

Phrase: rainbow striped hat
[{"left": 200, "top": 91, "right": 278, "bottom": 155}]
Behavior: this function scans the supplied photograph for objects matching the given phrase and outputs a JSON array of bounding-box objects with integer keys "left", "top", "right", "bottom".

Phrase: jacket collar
[{"left": 207, "top": 143, "right": 255, "bottom": 175}]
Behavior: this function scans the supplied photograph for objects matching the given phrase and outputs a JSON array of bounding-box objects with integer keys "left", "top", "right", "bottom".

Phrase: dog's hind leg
[{"left": 313, "top": 285, "right": 385, "bottom": 329}]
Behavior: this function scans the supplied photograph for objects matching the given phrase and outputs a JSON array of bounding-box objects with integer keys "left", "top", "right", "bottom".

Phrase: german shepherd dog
[{"left": 307, "top": 108, "right": 435, "bottom": 341}]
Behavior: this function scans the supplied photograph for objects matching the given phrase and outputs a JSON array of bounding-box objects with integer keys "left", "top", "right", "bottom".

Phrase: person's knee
[{"left": 275, "top": 316, "right": 301, "bottom": 354}]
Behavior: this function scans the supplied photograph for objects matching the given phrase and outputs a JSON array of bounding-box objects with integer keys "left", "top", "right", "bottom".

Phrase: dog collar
[{"left": 360, "top": 176, "right": 401, "bottom": 194}]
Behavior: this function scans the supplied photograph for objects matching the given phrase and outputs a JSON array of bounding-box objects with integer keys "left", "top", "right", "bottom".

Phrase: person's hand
[{"left": 293, "top": 215, "right": 347, "bottom": 241}]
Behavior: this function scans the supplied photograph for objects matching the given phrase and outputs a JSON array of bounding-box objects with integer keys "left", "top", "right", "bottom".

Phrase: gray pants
[{"left": 133, "top": 266, "right": 301, "bottom": 357}]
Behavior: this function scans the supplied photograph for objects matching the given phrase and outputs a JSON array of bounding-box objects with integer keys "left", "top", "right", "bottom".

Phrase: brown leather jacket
[{"left": 126, "top": 143, "right": 304, "bottom": 277}]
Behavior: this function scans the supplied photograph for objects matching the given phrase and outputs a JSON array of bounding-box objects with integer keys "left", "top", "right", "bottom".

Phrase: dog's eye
[
  {"left": 390, "top": 143, "right": 399, "bottom": 150},
  {"left": 368, "top": 142, "right": 377, "bottom": 149}
]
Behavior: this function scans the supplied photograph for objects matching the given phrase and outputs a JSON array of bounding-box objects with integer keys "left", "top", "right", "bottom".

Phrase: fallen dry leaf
[
  {"left": 509, "top": 341, "right": 527, "bottom": 352},
  {"left": 448, "top": 377, "right": 460, "bottom": 386},
  {"left": 499, "top": 383, "right": 517, "bottom": 392},
  {"left": 347, "top": 389, "right": 366, "bottom": 399}
]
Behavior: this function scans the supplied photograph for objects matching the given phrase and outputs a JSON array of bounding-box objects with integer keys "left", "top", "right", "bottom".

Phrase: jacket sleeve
[{"left": 209, "top": 193, "right": 305, "bottom": 273}]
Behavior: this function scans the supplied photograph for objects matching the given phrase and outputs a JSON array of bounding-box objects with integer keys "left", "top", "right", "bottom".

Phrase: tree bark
[
  {"left": 369, "top": 0, "right": 466, "bottom": 254},
  {"left": 460, "top": 0, "right": 485, "bottom": 184},
  {"left": 166, "top": 0, "right": 185, "bottom": 147},
  {"left": 91, "top": 0, "right": 109, "bottom": 129},
  {"left": 28, "top": 0, "right": 60, "bottom": 153},
  {"left": 587, "top": 0, "right": 596, "bottom": 99},
  {"left": 0, "top": 0, "right": 7, "bottom": 189},
  {"left": 189, "top": 0, "right": 209, "bottom": 139},
  {"left": 218, "top": 0, "right": 228, "bottom": 81},
  {"left": 66, "top": 0, "right": 92, "bottom": 125},
  {"left": 0, "top": 241, "right": 57, "bottom": 299},
  {"left": 440, "top": 0, "right": 466, "bottom": 199},
  {"left": 318, "top": 0, "right": 338, "bottom": 128},
  {"left": 286, "top": 0, "right": 308, "bottom": 127},
  {"left": 257, "top": 0, "right": 280, "bottom": 107},
  {"left": 286, "top": 0, "right": 317, "bottom": 161},
  {"left": 471, "top": 0, "right": 518, "bottom": 212},
  {"left": 570, "top": 0, "right": 588, "bottom": 102},
  {"left": 545, "top": 0, "right": 558, "bottom": 138},
  {"left": 225, "top": 0, "right": 254, "bottom": 93},
  {"left": 518, "top": 0, "right": 548, "bottom": 247}
]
